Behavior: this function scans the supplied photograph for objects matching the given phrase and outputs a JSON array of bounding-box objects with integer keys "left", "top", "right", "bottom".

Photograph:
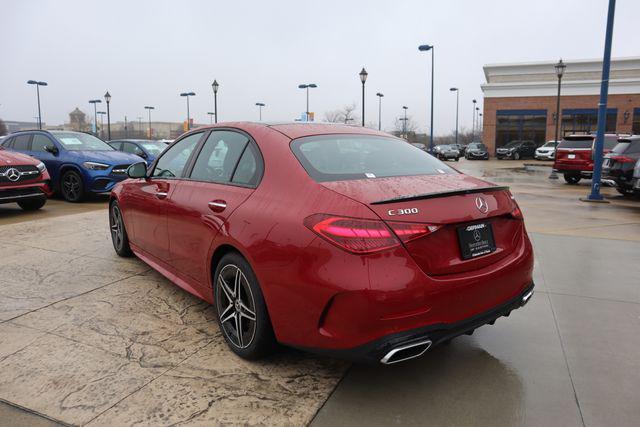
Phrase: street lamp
[
  {"left": 472, "top": 99, "right": 477, "bottom": 140},
  {"left": 418, "top": 44, "right": 435, "bottom": 152},
  {"left": 359, "top": 68, "right": 368, "bottom": 126},
  {"left": 376, "top": 92, "right": 384, "bottom": 131},
  {"left": 255, "top": 102, "right": 266, "bottom": 121},
  {"left": 298, "top": 83, "right": 317, "bottom": 121},
  {"left": 27, "top": 80, "right": 47, "bottom": 129},
  {"left": 144, "top": 106, "right": 155, "bottom": 138},
  {"left": 88, "top": 99, "right": 102, "bottom": 136},
  {"left": 401, "top": 106, "right": 409, "bottom": 139},
  {"left": 207, "top": 112, "right": 215, "bottom": 124},
  {"left": 549, "top": 59, "right": 566, "bottom": 180},
  {"left": 180, "top": 92, "right": 196, "bottom": 130},
  {"left": 450, "top": 88, "right": 459, "bottom": 145},
  {"left": 104, "top": 91, "right": 111, "bottom": 140},
  {"left": 211, "top": 80, "right": 219, "bottom": 123},
  {"left": 97, "top": 111, "right": 106, "bottom": 139}
]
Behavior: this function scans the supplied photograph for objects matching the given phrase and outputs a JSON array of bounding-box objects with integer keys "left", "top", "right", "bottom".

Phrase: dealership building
[{"left": 481, "top": 57, "right": 640, "bottom": 153}]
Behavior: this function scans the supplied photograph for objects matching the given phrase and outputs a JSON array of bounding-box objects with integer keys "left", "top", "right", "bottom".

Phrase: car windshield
[
  {"left": 291, "top": 135, "right": 455, "bottom": 182},
  {"left": 543, "top": 142, "right": 556, "bottom": 147},
  {"left": 54, "top": 132, "right": 113, "bottom": 151},
  {"left": 470, "top": 143, "right": 486, "bottom": 150},
  {"left": 140, "top": 142, "right": 165, "bottom": 156},
  {"left": 504, "top": 141, "right": 521, "bottom": 148}
]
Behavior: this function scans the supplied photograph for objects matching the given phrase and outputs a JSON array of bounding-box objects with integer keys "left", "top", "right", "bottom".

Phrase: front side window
[
  {"left": 152, "top": 132, "right": 203, "bottom": 178},
  {"left": 190, "top": 131, "right": 249, "bottom": 183},
  {"left": 291, "top": 135, "right": 455, "bottom": 182},
  {"left": 32, "top": 134, "right": 53, "bottom": 151},
  {"left": 54, "top": 132, "right": 113, "bottom": 151}
]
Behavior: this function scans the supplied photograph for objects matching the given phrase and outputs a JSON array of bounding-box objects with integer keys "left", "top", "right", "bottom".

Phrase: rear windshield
[
  {"left": 291, "top": 135, "right": 455, "bottom": 182},
  {"left": 558, "top": 138, "right": 593, "bottom": 149}
]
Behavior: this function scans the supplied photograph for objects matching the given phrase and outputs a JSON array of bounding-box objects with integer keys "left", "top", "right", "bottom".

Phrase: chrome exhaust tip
[
  {"left": 521, "top": 289, "right": 534, "bottom": 306},
  {"left": 380, "top": 339, "right": 432, "bottom": 365}
]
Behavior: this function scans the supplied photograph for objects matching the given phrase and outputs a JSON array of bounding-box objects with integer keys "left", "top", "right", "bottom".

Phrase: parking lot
[{"left": 0, "top": 159, "right": 637, "bottom": 426}]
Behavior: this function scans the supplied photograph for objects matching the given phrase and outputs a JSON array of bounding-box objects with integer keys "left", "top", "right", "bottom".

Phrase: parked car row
[{"left": 0, "top": 131, "right": 169, "bottom": 204}]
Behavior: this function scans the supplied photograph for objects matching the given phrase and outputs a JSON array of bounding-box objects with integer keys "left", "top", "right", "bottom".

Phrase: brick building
[{"left": 481, "top": 57, "right": 640, "bottom": 154}]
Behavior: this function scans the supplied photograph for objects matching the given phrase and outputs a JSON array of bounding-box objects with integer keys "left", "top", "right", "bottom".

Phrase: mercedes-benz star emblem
[
  {"left": 475, "top": 196, "right": 489, "bottom": 214},
  {"left": 473, "top": 229, "right": 482, "bottom": 242},
  {"left": 6, "top": 168, "right": 20, "bottom": 182}
]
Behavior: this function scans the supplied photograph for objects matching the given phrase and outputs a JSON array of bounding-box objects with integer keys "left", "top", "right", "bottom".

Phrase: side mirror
[
  {"left": 44, "top": 145, "right": 59, "bottom": 155},
  {"left": 127, "top": 162, "right": 148, "bottom": 179}
]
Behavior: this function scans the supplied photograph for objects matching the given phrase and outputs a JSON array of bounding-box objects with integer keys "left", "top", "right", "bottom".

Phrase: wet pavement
[{"left": 0, "top": 159, "right": 638, "bottom": 426}]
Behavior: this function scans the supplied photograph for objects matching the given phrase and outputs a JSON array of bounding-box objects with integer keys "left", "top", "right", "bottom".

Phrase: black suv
[
  {"left": 496, "top": 140, "right": 536, "bottom": 160},
  {"left": 602, "top": 136, "right": 640, "bottom": 196},
  {"left": 465, "top": 142, "right": 489, "bottom": 160}
]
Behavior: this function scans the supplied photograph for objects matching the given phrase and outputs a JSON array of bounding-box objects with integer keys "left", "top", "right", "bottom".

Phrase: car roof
[{"left": 191, "top": 122, "right": 392, "bottom": 140}]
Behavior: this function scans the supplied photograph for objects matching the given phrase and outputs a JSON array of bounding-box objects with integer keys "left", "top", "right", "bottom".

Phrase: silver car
[
  {"left": 535, "top": 141, "right": 558, "bottom": 160},
  {"left": 435, "top": 145, "right": 460, "bottom": 162}
]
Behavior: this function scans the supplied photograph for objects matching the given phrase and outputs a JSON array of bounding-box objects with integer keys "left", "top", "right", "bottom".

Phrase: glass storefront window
[
  {"left": 561, "top": 108, "right": 617, "bottom": 136},
  {"left": 495, "top": 110, "right": 547, "bottom": 150},
  {"left": 633, "top": 108, "right": 640, "bottom": 135}
]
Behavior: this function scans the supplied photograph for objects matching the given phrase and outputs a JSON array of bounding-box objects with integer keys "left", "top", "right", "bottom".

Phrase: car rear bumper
[{"left": 295, "top": 282, "right": 535, "bottom": 364}]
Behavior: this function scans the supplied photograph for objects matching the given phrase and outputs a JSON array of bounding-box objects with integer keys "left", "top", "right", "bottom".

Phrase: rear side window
[
  {"left": 291, "top": 135, "right": 454, "bottom": 182},
  {"left": 232, "top": 143, "right": 262, "bottom": 186},
  {"left": 190, "top": 131, "right": 249, "bottom": 183},
  {"left": 558, "top": 137, "right": 593, "bottom": 149},
  {"left": 12, "top": 134, "right": 32, "bottom": 150}
]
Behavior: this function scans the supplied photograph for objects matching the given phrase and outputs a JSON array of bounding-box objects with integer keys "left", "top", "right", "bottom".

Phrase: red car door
[
  {"left": 167, "top": 130, "right": 263, "bottom": 288},
  {"left": 124, "top": 131, "right": 204, "bottom": 261}
]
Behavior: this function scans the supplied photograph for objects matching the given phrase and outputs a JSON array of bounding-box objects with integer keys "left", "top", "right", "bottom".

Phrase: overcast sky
[{"left": 1, "top": 0, "right": 638, "bottom": 135}]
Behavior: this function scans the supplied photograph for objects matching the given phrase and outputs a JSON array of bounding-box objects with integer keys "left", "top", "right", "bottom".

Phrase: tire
[
  {"left": 17, "top": 197, "right": 46, "bottom": 211},
  {"left": 616, "top": 186, "right": 634, "bottom": 197},
  {"left": 563, "top": 173, "right": 581, "bottom": 185},
  {"left": 454, "top": 157, "right": 459, "bottom": 162},
  {"left": 61, "top": 170, "right": 85, "bottom": 202},
  {"left": 513, "top": 152, "right": 521, "bottom": 160},
  {"left": 214, "top": 252, "right": 276, "bottom": 360},
  {"left": 109, "top": 200, "right": 133, "bottom": 257}
]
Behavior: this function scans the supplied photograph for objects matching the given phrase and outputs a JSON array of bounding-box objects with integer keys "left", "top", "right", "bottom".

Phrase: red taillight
[
  {"left": 610, "top": 155, "right": 635, "bottom": 164},
  {"left": 304, "top": 214, "right": 439, "bottom": 254}
]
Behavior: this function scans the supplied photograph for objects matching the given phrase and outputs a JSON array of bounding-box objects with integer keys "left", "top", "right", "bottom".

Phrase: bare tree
[
  {"left": 0, "top": 118, "right": 7, "bottom": 136},
  {"left": 324, "top": 103, "right": 360, "bottom": 124},
  {"left": 393, "top": 115, "right": 419, "bottom": 141}
]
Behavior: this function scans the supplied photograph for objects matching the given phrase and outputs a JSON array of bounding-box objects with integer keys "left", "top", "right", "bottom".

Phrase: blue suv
[
  {"left": 108, "top": 139, "right": 167, "bottom": 166},
  {"left": 1, "top": 130, "right": 141, "bottom": 202}
]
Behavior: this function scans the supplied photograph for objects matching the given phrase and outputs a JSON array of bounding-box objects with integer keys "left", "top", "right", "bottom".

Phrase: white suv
[{"left": 534, "top": 141, "right": 558, "bottom": 160}]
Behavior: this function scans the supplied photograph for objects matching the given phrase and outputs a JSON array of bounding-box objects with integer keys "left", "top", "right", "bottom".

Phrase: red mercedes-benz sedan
[
  {"left": 0, "top": 145, "right": 52, "bottom": 210},
  {"left": 109, "top": 123, "right": 534, "bottom": 364}
]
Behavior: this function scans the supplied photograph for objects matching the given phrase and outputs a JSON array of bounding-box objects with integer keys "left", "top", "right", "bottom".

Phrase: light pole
[
  {"left": 180, "top": 92, "right": 195, "bottom": 130},
  {"left": 450, "top": 88, "right": 459, "bottom": 145},
  {"left": 359, "top": 68, "right": 368, "bottom": 126},
  {"left": 298, "top": 83, "right": 317, "bottom": 121},
  {"left": 418, "top": 44, "right": 435, "bottom": 152},
  {"left": 88, "top": 99, "right": 102, "bottom": 136},
  {"left": 255, "top": 102, "right": 266, "bottom": 121},
  {"left": 376, "top": 92, "right": 384, "bottom": 131},
  {"left": 144, "top": 106, "right": 155, "bottom": 138},
  {"left": 207, "top": 112, "right": 215, "bottom": 124},
  {"left": 549, "top": 59, "right": 566, "bottom": 180},
  {"left": 97, "top": 111, "right": 106, "bottom": 139},
  {"left": 27, "top": 80, "right": 47, "bottom": 129},
  {"left": 104, "top": 91, "right": 111, "bottom": 140},
  {"left": 584, "top": 0, "right": 616, "bottom": 202},
  {"left": 402, "top": 106, "right": 408, "bottom": 139},
  {"left": 211, "top": 80, "right": 219, "bottom": 123},
  {"left": 472, "top": 99, "right": 477, "bottom": 140},
  {"left": 475, "top": 106, "right": 480, "bottom": 139}
]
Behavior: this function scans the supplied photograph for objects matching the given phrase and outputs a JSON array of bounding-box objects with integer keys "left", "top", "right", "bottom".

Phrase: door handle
[
  {"left": 208, "top": 200, "right": 227, "bottom": 212},
  {"left": 155, "top": 191, "right": 168, "bottom": 199}
]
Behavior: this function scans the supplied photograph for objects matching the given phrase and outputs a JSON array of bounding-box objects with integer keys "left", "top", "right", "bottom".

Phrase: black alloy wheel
[
  {"left": 61, "top": 170, "right": 85, "bottom": 202},
  {"left": 214, "top": 253, "right": 276, "bottom": 359},
  {"left": 109, "top": 201, "right": 133, "bottom": 257}
]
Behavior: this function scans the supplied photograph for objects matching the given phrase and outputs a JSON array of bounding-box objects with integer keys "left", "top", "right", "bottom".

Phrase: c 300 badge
[{"left": 388, "top": 207, "right": 419, "bottom": 216}]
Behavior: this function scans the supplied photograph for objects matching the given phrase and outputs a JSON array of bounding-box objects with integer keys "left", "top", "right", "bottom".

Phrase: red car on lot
[
  {"left": 109, "top": 123, "right": 534, "bottom": 364},
  {"left": 553, "top": 134, "right": 619, "bottom": 184},
  {"left": 0, "top": 145, "right": 52, "bottom": 210}
]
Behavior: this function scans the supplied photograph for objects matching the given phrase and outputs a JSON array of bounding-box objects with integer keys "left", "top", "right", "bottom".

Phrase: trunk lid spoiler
[{"left": 371, "top": 185, "right": 510, "bottom": 205}]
